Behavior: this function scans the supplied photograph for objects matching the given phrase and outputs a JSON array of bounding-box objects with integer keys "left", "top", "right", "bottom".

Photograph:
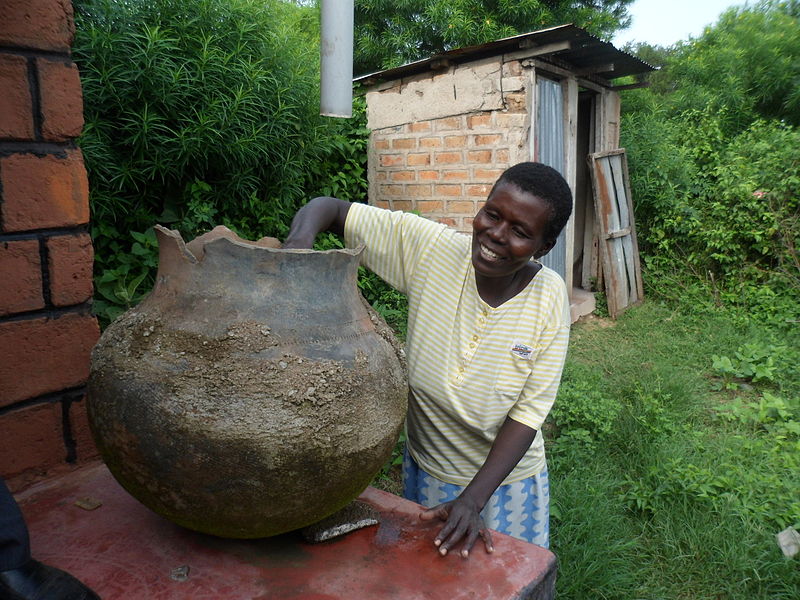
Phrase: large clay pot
[{"left": 88, "top": 226, "right": 407, "bottom": 538}]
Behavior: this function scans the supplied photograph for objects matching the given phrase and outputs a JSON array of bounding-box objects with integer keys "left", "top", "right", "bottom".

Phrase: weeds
[
  {"left": 711, "top": 342, "right": 788, "bottom": 389},
  {"left": 549, "top": 300, "right": 800, "bottom": 599}
]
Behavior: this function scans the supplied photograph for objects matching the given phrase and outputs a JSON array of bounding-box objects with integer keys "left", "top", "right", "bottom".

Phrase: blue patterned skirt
[{"left": 401, "top": 447, "right": 550, "bottom": 548}]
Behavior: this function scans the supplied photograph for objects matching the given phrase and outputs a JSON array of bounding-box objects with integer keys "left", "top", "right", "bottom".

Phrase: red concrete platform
[{"left": 16, "top": 462, "right": 556, "bottom": 599}]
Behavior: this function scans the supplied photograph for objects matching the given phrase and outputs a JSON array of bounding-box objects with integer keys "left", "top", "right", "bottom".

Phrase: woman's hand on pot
[
  {"left": 281, "top": 234, "right": 315, "bottom": 249},
  {"left": 419, "top": 495, "right": 494, "bottom": 558},
  {"left": 283, "top": 196, "right": 352, "bottom": 249}
]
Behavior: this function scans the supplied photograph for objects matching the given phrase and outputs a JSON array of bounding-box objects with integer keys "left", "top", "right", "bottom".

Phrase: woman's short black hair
[{"left": 491, "top": 162, "right": 573, "bottom": 246}]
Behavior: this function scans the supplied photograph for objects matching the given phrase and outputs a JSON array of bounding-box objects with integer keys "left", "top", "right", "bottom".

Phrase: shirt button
[{"left": 472, "top": 335, "right": 478, "bottom": 341}]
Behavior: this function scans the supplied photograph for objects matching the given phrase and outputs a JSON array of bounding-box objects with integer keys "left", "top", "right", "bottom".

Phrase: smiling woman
[
  {"left": 471, "top": 162, "right": 573, "bottom": 307},
  {"left": 284, "top": 162, "right": 573, "bottom": 557},
  {"left": 472, "top": 188, "right": 551, "bottom": 285}
]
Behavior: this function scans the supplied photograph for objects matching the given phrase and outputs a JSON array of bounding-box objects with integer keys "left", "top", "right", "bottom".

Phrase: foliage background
[
  {"left": 621, "top": 1, "right": 800, "bottom": 325},
  {"left": 75, "top": 0, "right": 369, "bottom": 323},
  {"left": 354, "top": 0, "right": 634, "bottom": 73},
  {"left": 557, "top": 5, "right": 800, "bottom": 593}
]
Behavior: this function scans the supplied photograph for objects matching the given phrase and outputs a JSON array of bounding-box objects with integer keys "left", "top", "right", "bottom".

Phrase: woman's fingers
[
  {"left": 438, "top": 516, "right": 469, "bottom": 555},
  {"left": 419, "top": 502, "right": 451, "bottom": 522},
  {"left": 419, "top": 500, "right": 493, "bottom": 558},
  {"left": 479, "top": 527, "right": 495, "bottom": 554},
  {"left": 459, "top": 528, "right": 482, "bottom": 558}
]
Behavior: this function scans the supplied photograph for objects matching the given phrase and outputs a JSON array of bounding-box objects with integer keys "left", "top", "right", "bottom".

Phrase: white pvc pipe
[{"left": 320, "top": 0, "right": 354, "bottom": 118}]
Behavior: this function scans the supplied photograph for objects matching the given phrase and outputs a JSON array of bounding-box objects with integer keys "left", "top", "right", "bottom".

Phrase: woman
[{"left": 284, "top": 162, "right": 572, "bottom": 558}]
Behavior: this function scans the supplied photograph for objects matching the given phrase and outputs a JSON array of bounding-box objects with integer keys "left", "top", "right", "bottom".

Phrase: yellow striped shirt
[{"left": 345, "top": 203, "right": 570, "bottom": 486}]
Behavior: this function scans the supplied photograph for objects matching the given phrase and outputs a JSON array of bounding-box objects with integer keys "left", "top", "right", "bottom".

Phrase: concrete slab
[
  {"left": 569, "top": 287, "right": 596, "bottom": 323},
  {"left": 16, "top": 462, "right": 556, "bottom": 599}
]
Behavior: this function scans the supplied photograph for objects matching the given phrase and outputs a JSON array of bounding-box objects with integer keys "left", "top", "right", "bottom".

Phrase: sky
[{"left": 612, "top": 0, "right": 746, "bottom": 47}]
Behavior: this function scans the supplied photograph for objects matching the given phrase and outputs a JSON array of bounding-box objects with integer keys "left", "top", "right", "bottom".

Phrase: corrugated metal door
[{"left": 536, "top": 77, "right": 567, "bottom": 278}]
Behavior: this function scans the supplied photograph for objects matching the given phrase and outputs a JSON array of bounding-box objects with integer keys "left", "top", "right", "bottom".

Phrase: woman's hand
[
  {"left": 419, "top": 495, "right": 494, "bottom": 558},
  {"left": 282, "top": 196, "right": 351, "bottom": 249},
  {"left": 417, "top": 417, "right": 537, "bottom": 559},
  {"left": 281, "top": 235, "right": 316, "bottom": 250}
]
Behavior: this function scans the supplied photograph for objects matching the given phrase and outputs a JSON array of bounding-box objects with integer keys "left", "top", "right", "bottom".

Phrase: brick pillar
[{"left": 0, "top": 0, "right": 100, "bottom": 489}]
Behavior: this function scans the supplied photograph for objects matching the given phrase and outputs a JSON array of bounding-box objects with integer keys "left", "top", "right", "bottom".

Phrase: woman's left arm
[{"left": 419, "top": 416, "right": 536, "bottom": 558}]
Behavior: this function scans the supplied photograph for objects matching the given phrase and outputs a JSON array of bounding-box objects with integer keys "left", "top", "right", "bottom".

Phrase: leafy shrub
[
  {"left": 620, "top": 104, "right": 697, "bottom": 251},
  {"left": 550, "top": 363, "right": 621, "bottom": 453},
  {"left": 623, "top": 112, "right": 800, "bottom": 324},
  {"left": 622, "top": 3, "right": 800, "bottom": 325},
  {"left": 622, "top": 393, "right": 800, "bottom": 531},
  {"left": 92, "top": 226, "right": 159, "bottom": 323},
  {"left": 711, "top": 342, "right": 791, "bottom": 389},
  {"left": 305, "top": 94, "right": 371, "bottom": 205},
  {"left": 620, "top": 387, "right": 676, "bottom": 438},
  {"left": 357, "top": 270, "right": 409, "bottom": 339},
  {"left": 665, "top": 3, "right": 800, "bottom": 131},
  {"left": 76, "top": 0, "right": 328, "bottom": 237},
  {"left": 74, "top": 0, "right": 355, "bottom": 324}
]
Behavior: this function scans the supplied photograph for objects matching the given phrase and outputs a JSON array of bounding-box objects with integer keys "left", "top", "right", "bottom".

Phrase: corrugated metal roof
[{"left": 355, "top": 24, "right": 655, "bottom": 87}]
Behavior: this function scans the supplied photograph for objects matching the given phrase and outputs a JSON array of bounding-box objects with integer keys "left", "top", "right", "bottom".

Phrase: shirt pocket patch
[
  {"left": 510, "top": 340, "right": 534, "bottom": 360},
  {"left": 494, "top": 345, "right": 535, "bottom": 398}
]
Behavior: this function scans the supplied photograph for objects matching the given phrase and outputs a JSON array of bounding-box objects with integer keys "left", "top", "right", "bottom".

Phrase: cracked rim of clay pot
[{"left": 154, "top": 224, "right": 364, "bottom": 264}]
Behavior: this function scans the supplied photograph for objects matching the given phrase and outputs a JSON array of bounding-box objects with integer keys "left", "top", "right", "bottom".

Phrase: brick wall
[
  {"left": 370, "top": 111, "right": 529, "bottom": 231},
  {"left": 0, "top": 0, "right": 99, "bottom": 489},
  {"left": 366, "top": 59, "right": 531, "bottom": 232}
]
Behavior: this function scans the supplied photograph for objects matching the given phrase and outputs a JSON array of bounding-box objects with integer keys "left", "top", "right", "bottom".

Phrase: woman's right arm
[{"left": 282, "top": 196, "right": 353, "bottom": 249}]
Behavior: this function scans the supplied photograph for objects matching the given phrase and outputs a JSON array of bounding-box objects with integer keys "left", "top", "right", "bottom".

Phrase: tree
[
  {"left": 659, "top": 1, "right": 800, "bottom": 131},
  {"left": 623, "top": 42, "right": 678, "bottom": 94},
  {"left": 619, "top": 1, "right": 800, "bottom": 322},
  {"left": 354, "top": 0, "right": 634, "bottom": 74}
]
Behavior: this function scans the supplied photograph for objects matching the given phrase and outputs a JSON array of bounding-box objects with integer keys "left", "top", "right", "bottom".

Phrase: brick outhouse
[{"left": 357, "top": 25, "right": 653, "bottom": 320}]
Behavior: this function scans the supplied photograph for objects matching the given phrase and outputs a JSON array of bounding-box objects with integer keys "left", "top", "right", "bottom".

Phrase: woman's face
[{"left": 471, "top": 181, "right": 554, "bottom": 279}]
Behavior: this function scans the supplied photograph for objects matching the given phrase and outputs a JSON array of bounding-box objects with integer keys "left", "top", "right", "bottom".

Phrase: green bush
[
  {"left": 74, "top": 0, "right": 375, "bottom": 325},
  {"left": 620, "top": 103, "right": 697, "bottom": 250},
  {"left": 621, "top": 3, "right": 800, "bottom": 325},
  {"left": 76, "top": 0, "right": 327, "bottom": 237},
  {"left": 665, "top": 2, "right": 800, "bottom": 131},
  {"left": 305, "top": 94, "right": 371, "bottom": 205},
  {"left": 624, "top": 115, "right": 800, "bottom": 324}
]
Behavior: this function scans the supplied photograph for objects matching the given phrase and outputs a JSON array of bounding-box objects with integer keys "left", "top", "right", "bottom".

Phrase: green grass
[{"left": 548, "top": 300, "right": 800, "bottom": 599}]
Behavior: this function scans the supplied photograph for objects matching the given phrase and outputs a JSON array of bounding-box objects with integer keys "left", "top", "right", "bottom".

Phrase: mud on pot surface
[{"left": 88, "top": 226, "right": 407, "bottom": 538}]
